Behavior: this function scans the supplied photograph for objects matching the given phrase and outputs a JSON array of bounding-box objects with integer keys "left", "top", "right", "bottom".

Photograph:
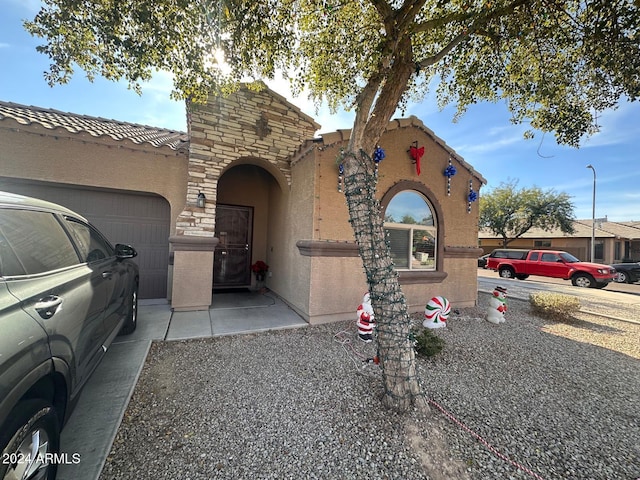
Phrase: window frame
[
  {"left": 384, "top": 221, "right": 437, "bottom": 271},
  {"left": 0, "top": 207, "right": 81, "bottom": 277},
  {"left": 380, "top": 181, "right": 445, "bottom": 283},
  {"left": 62, "top": 216, "right": 115, "bottom": 264}
]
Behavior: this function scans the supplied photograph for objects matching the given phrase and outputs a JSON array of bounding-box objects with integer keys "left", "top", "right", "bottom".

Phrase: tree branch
[{"left": 414, "top": 0, "right": 531, "bottom": 68}]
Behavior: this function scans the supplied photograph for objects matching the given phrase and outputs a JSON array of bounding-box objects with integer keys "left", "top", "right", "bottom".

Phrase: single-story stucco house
[
  {"left": 0, "top": 85, "right": 485, "bottom": 323},
  {"left": 479, "top": 218, "right": 640, "bottom": 264}
]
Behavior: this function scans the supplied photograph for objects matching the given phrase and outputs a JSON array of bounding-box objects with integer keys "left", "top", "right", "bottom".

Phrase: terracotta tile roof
[
  {"left": 479, "top": 220, "right": 640, "bottom": 240},
  {"left": 576, "top": 220, "right": 640, "bottom": 240},
  {"left": 0, "top": 100, "right": 189, "bottom": 151}
]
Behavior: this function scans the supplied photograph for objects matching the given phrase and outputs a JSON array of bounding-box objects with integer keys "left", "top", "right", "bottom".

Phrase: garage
[{"left": 0, "top": 178, "right": 170, "bottom": 299}]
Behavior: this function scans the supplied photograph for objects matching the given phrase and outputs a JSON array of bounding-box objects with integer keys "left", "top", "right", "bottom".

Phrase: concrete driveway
[
  {"left": 56, "top": 291, "right": 306, "bottom": 480},
  {"left": 56, "top": 301, "right": 171, "bottom": 480}
]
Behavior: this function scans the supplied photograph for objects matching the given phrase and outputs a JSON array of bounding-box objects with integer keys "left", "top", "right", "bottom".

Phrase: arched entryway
[{"left": 214, "top": 162, "right": 284, "bottom": 289}]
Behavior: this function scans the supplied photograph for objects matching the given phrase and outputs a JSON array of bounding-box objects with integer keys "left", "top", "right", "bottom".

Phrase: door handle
[
  {"left": 35, "top": 295, "right": 63, "bottom": 319},
  {"left": 102, "top": 271, "right": 113, "bottom": 279}
]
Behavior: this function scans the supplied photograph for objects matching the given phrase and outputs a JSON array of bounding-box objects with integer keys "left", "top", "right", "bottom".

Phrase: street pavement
[{"left": 478, "top": 268, "right": 640, "bottom": 323}]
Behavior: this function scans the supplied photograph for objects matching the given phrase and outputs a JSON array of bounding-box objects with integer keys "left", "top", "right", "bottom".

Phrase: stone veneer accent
[{"left": 176, "top": 84, "right": 320, "bottom": 236}]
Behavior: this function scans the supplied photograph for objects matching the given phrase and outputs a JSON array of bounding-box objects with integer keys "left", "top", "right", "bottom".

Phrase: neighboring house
[
  {"left": 479, "top": 218, "right": 640, "bottom": 264},
  {"left": 1, "top": 86, "right": 486, "bottom": 323}
]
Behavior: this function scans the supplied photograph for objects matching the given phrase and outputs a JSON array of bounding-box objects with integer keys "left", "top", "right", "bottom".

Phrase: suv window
[
  {"left": 0, "top": 209, "right": 80, "bottom": 276},
  {"left": 63, "top": 217, "right": 115, "bottom": 263}
]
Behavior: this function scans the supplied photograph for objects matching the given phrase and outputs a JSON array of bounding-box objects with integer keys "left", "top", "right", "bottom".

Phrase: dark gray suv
[{"left": 0, "top": 191, "right": 139, "bottom": 480}]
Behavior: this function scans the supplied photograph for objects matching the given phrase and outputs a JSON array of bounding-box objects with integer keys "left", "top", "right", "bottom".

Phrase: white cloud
[{"left": 579, "top": 101, "right": 640, "bottom": 148}]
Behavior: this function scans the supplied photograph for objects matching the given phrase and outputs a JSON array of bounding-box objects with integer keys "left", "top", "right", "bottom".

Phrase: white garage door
[{"left": 0, "top": 179, "right": 170, "bottom": 299}]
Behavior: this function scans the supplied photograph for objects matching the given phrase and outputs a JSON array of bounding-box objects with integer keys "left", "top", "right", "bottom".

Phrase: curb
[{"left": 479, "top": 289, "right": 640, "bottom": 326}]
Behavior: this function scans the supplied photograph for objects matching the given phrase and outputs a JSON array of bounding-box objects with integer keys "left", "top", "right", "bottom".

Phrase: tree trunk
[{"left": 342, "top": 149, "right": 423, "bottom": 412}]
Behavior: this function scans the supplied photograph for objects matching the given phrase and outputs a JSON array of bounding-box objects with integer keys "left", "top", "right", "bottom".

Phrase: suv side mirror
[{"left": 115, "top": 243, "right": 137, "bottom": 259}]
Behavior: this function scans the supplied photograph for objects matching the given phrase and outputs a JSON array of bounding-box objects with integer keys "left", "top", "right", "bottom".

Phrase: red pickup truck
[{"left": 486, "top": 249, "right": 617, "bottom": 288}]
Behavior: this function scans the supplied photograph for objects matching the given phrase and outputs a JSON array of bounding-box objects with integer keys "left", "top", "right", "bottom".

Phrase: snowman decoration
[
  {"left": 487, "top": 286, "right": 508, "bottom": 324},
  {"left": 356, "top": 292, "right": 376, "bottom": 342}
]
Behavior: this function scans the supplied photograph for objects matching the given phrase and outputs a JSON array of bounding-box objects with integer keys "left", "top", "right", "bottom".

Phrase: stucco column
[{"left": 169, "top": 236, "right": 219, "bottom": 311}]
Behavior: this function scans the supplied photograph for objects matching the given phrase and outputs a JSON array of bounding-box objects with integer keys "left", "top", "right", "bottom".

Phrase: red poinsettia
[{"left": 251, "top": 260, "right": 269, "bottom": 275}]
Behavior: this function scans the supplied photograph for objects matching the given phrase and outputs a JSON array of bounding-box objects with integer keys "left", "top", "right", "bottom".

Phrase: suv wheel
[
  {"left": 118, "top": 282, "right": 138, "bottom": 336},
  {"left": 572, "top": 273, "right": 595, "bottom": 288},
  {"left": 614, "top": 271, "right": 628, "bottom": 283},
  {"left": 499, "top": 267, "right": 515, "bottom": 279},
  {"left": 0, "top": 400, "right": 60, "bottom": 480}
]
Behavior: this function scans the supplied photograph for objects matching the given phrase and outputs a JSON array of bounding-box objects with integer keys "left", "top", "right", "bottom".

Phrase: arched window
[{"left": 383, "top": 191, "right": 437, "bottom": 270}]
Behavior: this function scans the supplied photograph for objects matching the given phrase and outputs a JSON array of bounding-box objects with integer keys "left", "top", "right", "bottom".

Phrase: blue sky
[{"left": 2, "top": 0, "right": 639, "bottom": 221}]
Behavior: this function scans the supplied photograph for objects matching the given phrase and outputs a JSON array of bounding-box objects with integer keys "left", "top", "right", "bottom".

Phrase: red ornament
[{"left": 409, "top": 145, "right": 425, "bottom": 175}]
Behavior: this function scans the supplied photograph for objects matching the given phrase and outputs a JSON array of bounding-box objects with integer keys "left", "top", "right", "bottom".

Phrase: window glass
[
  {"left": 384, "top": 191, "right": 434, "bottom": 226},
  {"left": 534, "top": 240, "right": 551, "bottom": 247},
  {"left": 559, "top": 252, "right": 580, "bottom": 263},
  {"left": 0, "top": 209, "right": 79, "bottom": 276},
  {"left": 64, "top": 217, "right": 114, "bottom": 263},
  {"left": 541, "top": 253, "right": 559, "bottom": 262},
  {"left": 594, "top": 241, "right": 604, "bottom": 261},
  {"left": 384, "top": 191, "right": 436, "bottom": 270},
  {"left": 529, "top": 252, "right": 539, "bottom": 261},
  {"left": 386, "top": 229, "right": 410, "bottom": 268}
]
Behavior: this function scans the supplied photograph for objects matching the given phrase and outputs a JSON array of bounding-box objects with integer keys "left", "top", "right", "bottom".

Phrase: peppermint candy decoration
[{"left": 423, "top": 296, "right": 451, "bottom": 329}]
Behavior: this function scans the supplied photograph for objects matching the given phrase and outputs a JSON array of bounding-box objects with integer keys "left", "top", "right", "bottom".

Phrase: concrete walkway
[
  {"left": 56, "top": 291, "right": 307, "bottom": 480},
  {"left": 167, "top": 290, "right": 308, "bottom": 340}
]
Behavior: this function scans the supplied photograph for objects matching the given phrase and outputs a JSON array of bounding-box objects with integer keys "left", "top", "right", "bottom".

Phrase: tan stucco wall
[
  {"left": 0, "top": 121, "right": 189, "bottom": 234},
  {"left": 267, "top": 149, "right": 316, "bottom": 319},
  {"left": 303, "top": 119, "right": 484, "bottom": 321},
  {"left": 312, "top": 121, "right": 482, "bottom": 246}
]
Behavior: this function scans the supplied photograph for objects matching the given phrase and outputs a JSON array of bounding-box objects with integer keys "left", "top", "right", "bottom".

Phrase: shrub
[
  {"left": 411, "top": 327, "right": 445, "bottom": 357},
  {"left": 529, "top": 292, "right": 581, "bottom": 321}
]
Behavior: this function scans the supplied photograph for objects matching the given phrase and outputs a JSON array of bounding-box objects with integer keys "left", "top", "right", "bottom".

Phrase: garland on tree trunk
[{"left": 342, "top": 149, "right": 424, "bottom": 412}]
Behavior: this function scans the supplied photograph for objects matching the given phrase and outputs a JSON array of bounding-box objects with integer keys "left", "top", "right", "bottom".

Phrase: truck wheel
[
  {"left": 572, "top": 273, "right": 595, "bottom": 288},
  {"left": 499, "top": 267, "right": 515, "bottom": 279},
  {"left": 515, "top": 274, "right": 529, "bottom": 280}
]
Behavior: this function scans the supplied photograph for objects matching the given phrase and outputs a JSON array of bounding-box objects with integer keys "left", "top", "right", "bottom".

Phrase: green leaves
[
  {"left": 479, "top": 179, "right": 576, "bottom": 247},
  {"left": 23, "top": 0, "right": 640, "bottom": 146}
]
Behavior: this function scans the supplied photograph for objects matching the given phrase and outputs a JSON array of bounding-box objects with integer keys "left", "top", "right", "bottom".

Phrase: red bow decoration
[{"left": 409, "top": 145, "right": 425, "bottom": 175}]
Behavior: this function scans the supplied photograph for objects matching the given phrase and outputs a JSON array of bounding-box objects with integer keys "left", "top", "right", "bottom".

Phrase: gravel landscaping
[{"left": 100, "top": 294, "right": 640, "bottom": 480}]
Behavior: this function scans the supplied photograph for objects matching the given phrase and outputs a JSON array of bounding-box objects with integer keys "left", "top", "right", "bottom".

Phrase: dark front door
[{"left": 214, "top": 204, "right": 253, "bottom": 288}]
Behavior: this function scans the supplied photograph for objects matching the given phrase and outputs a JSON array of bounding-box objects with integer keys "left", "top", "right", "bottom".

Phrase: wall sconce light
[{"left": 197, "top": 191, "right": 206, "bottom": 208}]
